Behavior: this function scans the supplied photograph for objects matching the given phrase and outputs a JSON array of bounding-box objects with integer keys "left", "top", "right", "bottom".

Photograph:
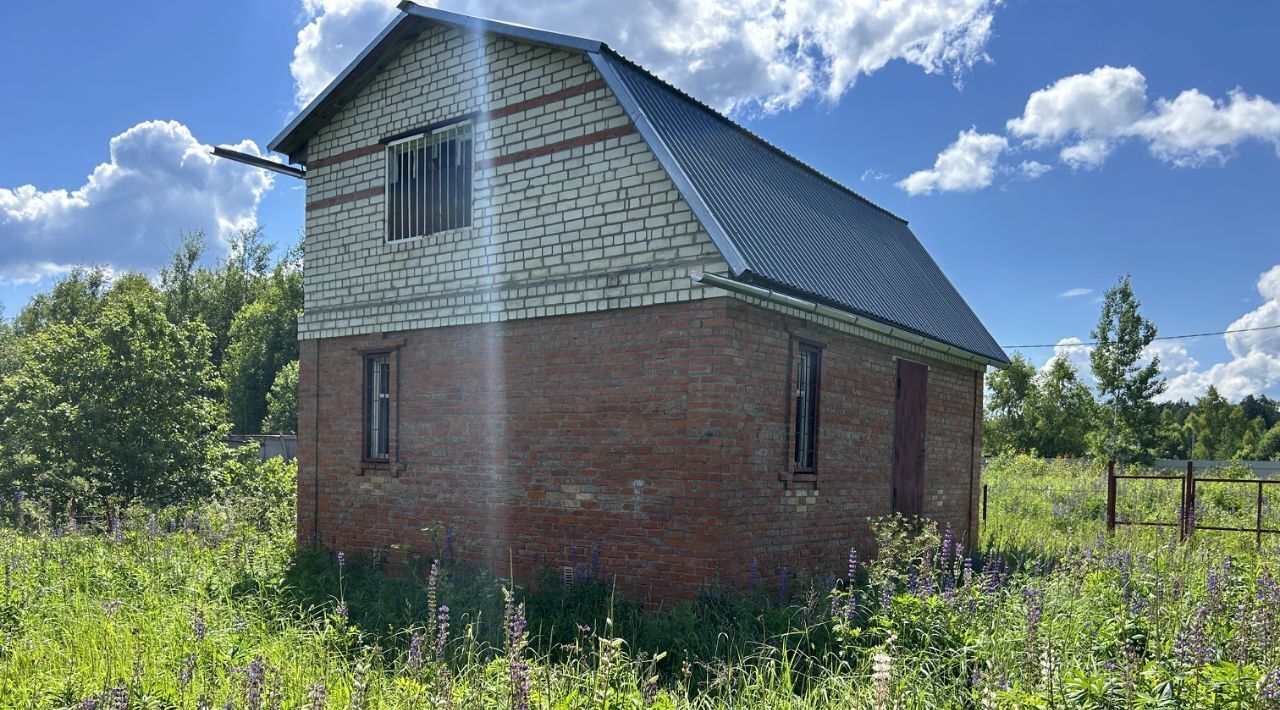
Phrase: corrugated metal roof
[
  {"left": 267, "top": 2, "right": 1008, "bottom": 365},
  {"left": 599, "top": 51, "right": 1008, "bottom": 364}
]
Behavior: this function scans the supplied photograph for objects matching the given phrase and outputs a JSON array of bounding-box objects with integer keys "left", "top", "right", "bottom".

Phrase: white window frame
[{"left": 384, "top": 121, "right": 474, "bottom": 243}]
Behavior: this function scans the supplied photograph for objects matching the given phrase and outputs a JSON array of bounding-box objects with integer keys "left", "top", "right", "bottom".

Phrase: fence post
[
  {"left": 982, "top": 484, "right": 988, "bottom": 522},
  {"left": 1258, "top": 480, "right": 1265, "bottom": 548},
  {"left": 1184, "top": 460, "right": 1196, "bottom": 540},
  {"left": 1106, "top": 460, "right": 1116, "bottom": 536}
]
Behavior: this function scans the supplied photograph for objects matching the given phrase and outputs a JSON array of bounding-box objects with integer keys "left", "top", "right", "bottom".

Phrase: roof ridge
[{"left": 598, "top": 47, "right": 908, "bottom": 226}]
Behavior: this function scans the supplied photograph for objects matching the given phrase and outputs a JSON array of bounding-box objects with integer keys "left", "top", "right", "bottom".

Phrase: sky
[{"left": 1, "top": 0, "right": 1278, "bottom": 401}]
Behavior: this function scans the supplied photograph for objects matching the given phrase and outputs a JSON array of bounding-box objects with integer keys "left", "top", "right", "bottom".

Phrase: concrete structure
[{"left": 267, "top": 3, "right": 1008, "bottom": 601}]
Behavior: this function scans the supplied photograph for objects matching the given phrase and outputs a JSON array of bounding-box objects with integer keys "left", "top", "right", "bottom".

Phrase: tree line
[
  {"left": 0, "top": 229, "right": 301, "bottom": 513},
  {"left": 985, "top": 276, "right": 1280, "bottom": 463}
]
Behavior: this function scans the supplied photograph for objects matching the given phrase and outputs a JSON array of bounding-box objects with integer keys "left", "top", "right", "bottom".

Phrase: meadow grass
[{"left": 1, "top": 457, "right": 1279, "bottom": 708}]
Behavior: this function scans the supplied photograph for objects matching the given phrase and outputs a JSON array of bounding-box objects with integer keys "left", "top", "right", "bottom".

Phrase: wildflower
[
  {"left": 435, "top": 605, "right": 450, "bottom": 661},
  {"left": 848, "top": 546, "right": 858, "bottom": 583},
  {"left": 234, "top": 617, "right": 248, "bottom": 634},
  {"left": 191, "top": 609, "right": 207, "bottom": 642},
  {"left": 443, "top": 526, "right": 455, "bottom": 560},
  {"left": 1261, "top": 667, "right": 1280, "bottom": 704},
  {"left": 777, "top": 567, "right": 789, "bottom": 604},
  {"left": 872, "top": 635, "right": 896, "bottom": 710},
  {"left": 407, "top": 633, "right": 425, "bottom": 676},
  {"left": 590, "top": 542, "right": 601, "bottom": 579},
  {"left": 504, "top": 588, "right": 531, "bottom": 710},
  {"left": 102, "top": 600, "right": 122, "bottom": 619},
  {"left": 1174, "top": 603, "right": 1213, "bottom": 667},
  {"left": 1024, "top": 588, "right": 1043, "bottom": 656},
  {"left": 235, "top": 657, "right": 266, "bottom": 710},
  {"left": 748, "top": 560, "right": 760, "bottom": 590},
  {"left": 427, "top": 559, "right": 440, "bottom": 624},
  {"left": 336, "top": 551, "right": 346, "bottom": 571},
  {"left": 179, "top": 653, "right": 196, "bottom": 687},
  {"left": 307, "top": 678, "right": 327, "bottom": 710}
]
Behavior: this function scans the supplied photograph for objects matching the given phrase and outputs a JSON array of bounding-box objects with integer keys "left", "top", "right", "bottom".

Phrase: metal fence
[{"left": 1105, "top": 460, "right": 1280, "bottom": 546}]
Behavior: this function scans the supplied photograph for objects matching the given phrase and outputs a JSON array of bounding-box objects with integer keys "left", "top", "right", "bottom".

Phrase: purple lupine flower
[
  {"left": 443, "top": 526, "right": 455, "bottom": 560},
  {"left": 590, "top": 542, "right": 602, "bottom": 580},
  {"left": 504, "top": 589, "right": 531, "bottom": 710},
  {"left": 435, "top": 605, "right": 450, "bottom": 661},
  {"left": 940, "top": 526, "right": 954, "bottom": 573},
  {"left": 407, "top": 633, "right": 425, "bottom": 676},
  {"left": 777, "top": 567, "right": 789, "bottom": 605},
  {"left": 1174, "top": 604, "right": 1213, "bottom": 667},
  {"left": 1261, "top": 667, "right": 1280, "bottom": 703},
  {"left": 235, "top": 657, "right": 266, "bottom": 710},
  {"left": 307, "top": 679, "right": 327, "bottom": 710},
  {"left": 102, "top": 600, "right": 122, "bottom": 618},
  {"left": 748, "top": 560, "right": 760, "bottom": 590},
  {"left": 147, "top": 514, "right": 158, "bottom": 537},
  {"left": 962, "top": 557, "right": 974, "bottom": 588},
  {"left": 234, "top": 617, "right": 248, "bottom": 634},
  {"left": 848, "top": 546, "right": 858, "bottom": 583},
  {"left": 881, "top": 586, "right": 892, "bottom": 610},
  {"left": 81, "top": 699, "right": 98, "bottom": 710},
  {"left": 180, "top": 653, "right": 196, "bottom": 686},
  {"left": 1024, "top": 588, "right": 1043, "bottom": 651},
  {"left": 336, "top": 551, "right": 346, "bottom": 571},
  {"left": 335, "top": 602, "right": 348, "bottom": 623},
  {"left": 191, "top": 609, "right": 207, "bottom": 642}
]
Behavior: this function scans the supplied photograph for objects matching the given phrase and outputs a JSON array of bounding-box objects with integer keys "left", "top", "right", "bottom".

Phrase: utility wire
[{"left": 1001, "top": 323, "right": 1280, "bottom": 349}]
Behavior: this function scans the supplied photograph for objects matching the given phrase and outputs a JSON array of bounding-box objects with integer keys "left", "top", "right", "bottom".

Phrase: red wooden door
[{"left": 892, "top": 360, "right": 929, "bottom": 517}]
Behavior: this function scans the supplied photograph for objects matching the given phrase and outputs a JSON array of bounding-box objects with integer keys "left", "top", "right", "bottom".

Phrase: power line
[{"left": 1001, "top": 323, "right": 1280, "bottom": 349}]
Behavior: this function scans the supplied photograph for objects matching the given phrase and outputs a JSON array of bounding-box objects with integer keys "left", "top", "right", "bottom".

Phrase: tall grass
[{"left": 2, "top": 457, "right": 1280, "bottom": 708}]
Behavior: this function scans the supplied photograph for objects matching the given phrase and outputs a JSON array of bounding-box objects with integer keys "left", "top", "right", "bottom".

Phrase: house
[{"left": 267, "top": 2, "right": 1009, "bottom": 601}]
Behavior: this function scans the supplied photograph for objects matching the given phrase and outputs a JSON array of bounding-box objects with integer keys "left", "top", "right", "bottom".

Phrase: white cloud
[
  {"left": 896, "top": 128, "right": 1007, "bottom": 195},
  {"left": 905, "top": 65, "right": 1280, "bottom": 193},
  {"left": 0, "top": 120, "right": 274, "bottom": 286},
  {"left": 1128, "top": 88, "right": 1280, "bottom": 167},
  {"left": 1017, "top": 160, "right": 1052, "bottom": 179},
  {"left": 1158, "top": 265, "right": 1280, "bottom": 401},
  {"left": 291, "top": 0, "right": 1004, "bottom": 114},
  {"left": 1057, "top": 287, "right": 1092, "bottom": 298},
  {"left": 1006, "top": 66, "right": 1147, "bottom": 147},
  {"left": 292, "top": 0, "right": 398, "bottom": 107},
  {"left": 1042, "top": 336, "right": 1094, "bottom": 380}
]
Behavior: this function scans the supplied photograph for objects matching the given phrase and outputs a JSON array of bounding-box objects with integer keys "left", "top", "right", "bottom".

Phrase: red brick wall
[{"left": 296, "top": 298, "right": 984, "bottom": 602}]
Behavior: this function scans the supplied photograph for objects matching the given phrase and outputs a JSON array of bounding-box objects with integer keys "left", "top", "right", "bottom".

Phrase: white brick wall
[{"left": 300, "top": 24, "right": 728, "bottom": 340}]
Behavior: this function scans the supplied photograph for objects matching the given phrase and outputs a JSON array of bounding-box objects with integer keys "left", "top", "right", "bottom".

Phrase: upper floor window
[
  {"left": 793, "top": 343, "right": 821, "bottom": 472},
  {"left": 385, "top": 122, "right": 473, "bottom": 241}
]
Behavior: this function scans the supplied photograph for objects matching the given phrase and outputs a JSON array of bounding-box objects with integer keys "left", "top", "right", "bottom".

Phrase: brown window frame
[
  {"left": 362, "top": 352, "right": 393, "bottom": 463},
  {"left": 791, "top": 341, "right": 822, "bottom": 474},
  {"left": 384, "top": 121, "right": 474, "bottom": 243}
]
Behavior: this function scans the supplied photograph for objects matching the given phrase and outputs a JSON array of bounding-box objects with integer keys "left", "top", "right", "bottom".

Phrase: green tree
[
  {"left": 1240, "top": 394, "right": 1280, "bottom": 430},
  {"left": 0, "top": 275, "right": 227, "bottom": 512},
  {"left": 1088, "top": 276, "right": 1166, "bottom": 464},
  {"left": 14, "top": 267, "right": 110, "bottom": 336},
  {"left": 1184, "top": 386, "right": 1249, "bottom": 459},
  {"left": 1250, "top": 423, "right": 1280, "bottom": 461},
  {"left": 1154, "top": 408, "right": 1192, "bottom": 459},
  {"left": 223, "top": 265, "right": 302, "bottom": 433},
  {"left": 0, "top": 305, "right": 19, "bottom": 378},
  {"left": 1025, "top": 357, "right": 1097, "bottom": 458},
  {"left": 983, "top": 353, "right": 1037, "bottom": 454},
  {"left": 261, "top": 359, "right": 299, "bottom": 434}
]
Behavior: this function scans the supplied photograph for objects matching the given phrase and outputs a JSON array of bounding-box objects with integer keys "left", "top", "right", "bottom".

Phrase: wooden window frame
[
  {"left": 790, "top": 339, "right": 823, "bottom": 475},
  {"left": 362, "top": 351, "right": 393, "bottom": 463}
]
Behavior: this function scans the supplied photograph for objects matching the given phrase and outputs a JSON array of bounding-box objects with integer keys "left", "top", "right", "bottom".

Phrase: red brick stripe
[
  {"left": 307, "top": 125, "right": 637, "bottom": 210},
  {"left": 478, "top": 124, "right": 637, "bottom": 169},
  {"left": 487, "top": 79, "right": 605, "bottom": 119},
  {"left": 306, "top": 79, "right": 609, "bottom": 171},
  {"left": 308, "top": 186, "right": 382, "bottom": 210}
]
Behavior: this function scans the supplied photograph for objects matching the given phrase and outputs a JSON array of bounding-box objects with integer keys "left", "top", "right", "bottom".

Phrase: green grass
[{"left": 2, "top": 458, "right": 1280, "bottom": 708}]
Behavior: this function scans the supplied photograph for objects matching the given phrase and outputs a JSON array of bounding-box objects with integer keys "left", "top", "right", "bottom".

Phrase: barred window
[
  {"left": 364, "top": 354, "right": 391, "bottom": 461},
  {"left": 385, "top": 122, "right": 473, "bottom": 241},
  {"left": 793, "top": 344, "right": 821, "bottom": 472}
]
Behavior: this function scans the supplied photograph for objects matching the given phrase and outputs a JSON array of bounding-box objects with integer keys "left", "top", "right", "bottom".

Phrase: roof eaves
[
  {"left": 268, "top": 12, "right": 416, "bottom": 159},
  {"left": 589, "top": 50, "right": 751, "bottom": 277},
  {"left": 396, "top": 2, "right": 602, "bottom": 53}
]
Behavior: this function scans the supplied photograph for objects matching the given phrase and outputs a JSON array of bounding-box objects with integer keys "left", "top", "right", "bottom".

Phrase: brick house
[{"left": 266, "top": 2, "right": 1009, "bottom": 601}]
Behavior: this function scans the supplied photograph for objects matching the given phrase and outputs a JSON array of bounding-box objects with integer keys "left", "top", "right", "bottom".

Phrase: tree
[
  {"left": 262, "top": 360, "right": 300, "bottom": 434},
  {"left": 983, "top": 353, "right": 1037, "bottom": 453},
  {"left": 1089, "top": 276, "right": 1166, "bottom": 464},
  {"left": 1240, "top": 394, "right": 1280, "bottom": 430},
  {"left": 0, "top": 275, "right": 226, "bottom": 512},
  {"left": 1250, "top": 423, "right": 1280, "bottom": 461},
  {"left": 223, "top": 264, "right": 302, "bottom": 433},
  {"left": 14, "top": 267, "right": 110, "bottom": 336},
  {"left": 0, "top": 305, "right": 19, "bottom": 378},
  {"left": 1025, "top": 357, "right": 1097, "bottom": 458},
  {"left": 1184, "top": 386, "right": 1249, "bottom": 459}
]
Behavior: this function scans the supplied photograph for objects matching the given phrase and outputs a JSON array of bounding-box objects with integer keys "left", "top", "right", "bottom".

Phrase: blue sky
[{"left": 2, "top": 0, "right": 1278, "bottom": 400}]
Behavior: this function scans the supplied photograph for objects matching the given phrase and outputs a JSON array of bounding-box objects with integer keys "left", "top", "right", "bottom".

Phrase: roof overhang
[{"left": 692, "top": 272, "right": 1009, "bottom": 369}]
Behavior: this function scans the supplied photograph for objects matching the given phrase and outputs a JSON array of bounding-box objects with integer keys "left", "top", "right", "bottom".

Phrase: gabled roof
[{"left": 269, "top": 2, "right": 1009, "bottom": 367}]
